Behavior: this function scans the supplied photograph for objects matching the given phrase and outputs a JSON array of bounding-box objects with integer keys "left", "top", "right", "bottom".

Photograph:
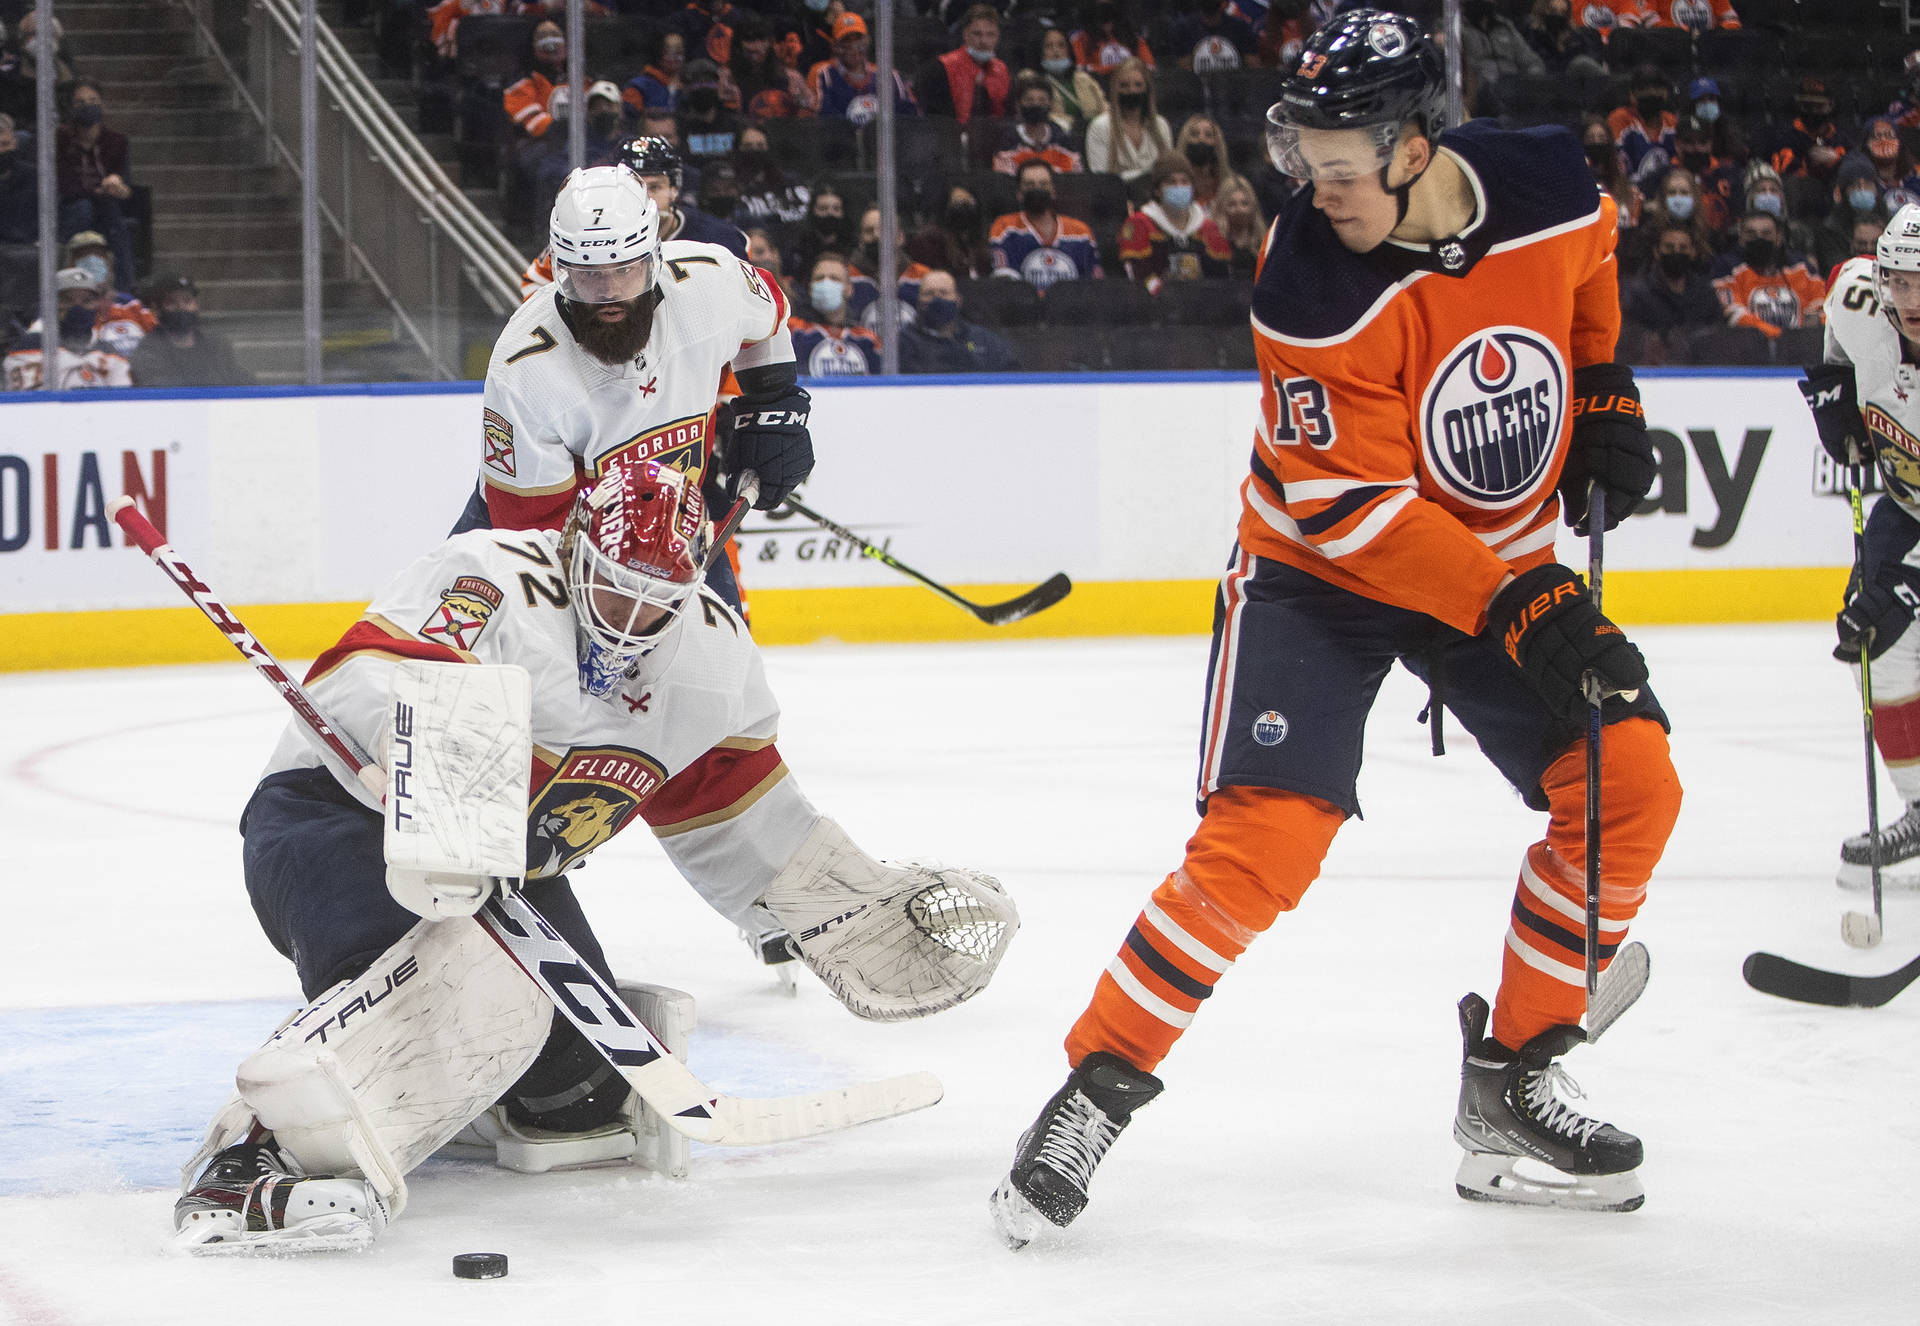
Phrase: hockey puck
[{"left": 452, "top": 1252, "right": 508, "bottom": 1280}]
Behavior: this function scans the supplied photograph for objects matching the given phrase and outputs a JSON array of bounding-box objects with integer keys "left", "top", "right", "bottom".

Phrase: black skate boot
[
  {"left": 174, "top": 1139, "right": 387, "bottom": 1253},
  {"left": 1838, "top": 802, "right": 1920, "bottom": 891},
  {"left": 1452, "top": 993, "right": 1644, "bottom": 1212},
  {"left": 989, "top": 1052, "right": 1163, "bottom": 1250}
]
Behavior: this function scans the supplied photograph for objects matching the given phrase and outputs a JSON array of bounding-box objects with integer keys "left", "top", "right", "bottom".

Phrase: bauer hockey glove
[
  {"left": 1559, "top": 362, "right": 1654, "bottom": 535},
  {"left": 1799, "top": 362, "right": 1872, "bottom": 468},
  {"left": 1488, "top": 563, "right": 1649, "bottom": 724},
  {"left": 728, "top": 384, "right": 814, "bottom": 510},
  {"left": 1835, "top": 564, "right": 1920, "bottom": 662}
]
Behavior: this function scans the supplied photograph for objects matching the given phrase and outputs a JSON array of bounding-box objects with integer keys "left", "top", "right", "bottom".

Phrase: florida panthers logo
[
  {"left": 1866, "top": 403, "right": 1920, "bottom": 505},
  {"left": 1419, "top": 328, "right": 1566, "bottom": 509}
]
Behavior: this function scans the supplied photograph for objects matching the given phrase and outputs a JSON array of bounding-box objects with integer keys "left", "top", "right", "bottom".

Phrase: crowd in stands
[
  {"left": 0, "top": 7, "right": 252, "bottom": 387},
  {"left": 399, "top": 0, "right": 1920, "bottom": 373}
]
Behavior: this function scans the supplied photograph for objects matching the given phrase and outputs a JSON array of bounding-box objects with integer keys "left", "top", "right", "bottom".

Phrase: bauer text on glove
[
  {"left": 1559, "top": 362, "right": 1654, "bottom": 535},
  {"left": 1487, "top": 563, "right": 1649, "bottom": 723}
]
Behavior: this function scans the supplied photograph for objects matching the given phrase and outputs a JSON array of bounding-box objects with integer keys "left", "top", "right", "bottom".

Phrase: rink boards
[{"left": 0, "top": 370, "right": 1852, "bottom": 671}]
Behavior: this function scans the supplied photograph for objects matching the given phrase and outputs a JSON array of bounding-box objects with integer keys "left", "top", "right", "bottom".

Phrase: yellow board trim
[{"left": 0, "top": 567, "right": 1854, "bottom": 672}]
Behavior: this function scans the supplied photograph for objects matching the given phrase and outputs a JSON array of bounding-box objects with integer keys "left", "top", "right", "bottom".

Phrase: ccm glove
[
  {"left": 728, "top": 384, "right": 814, "bottom": 510},
  {"left": 1559, "top": 362, "right": 1655, "bottom": 535},
  {"left": 1798, "top": 362, "right": 1871, "bottom": 468},
  {"left": 1835, "top": 565, "right": 1920, "bottom": 662},
  {"left": 1487, "top": 563, "right": 1649, "bottom": 723}
]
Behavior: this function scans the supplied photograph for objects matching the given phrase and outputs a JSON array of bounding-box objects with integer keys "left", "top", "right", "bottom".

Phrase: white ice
[{"left": 1, "top": 627, "right": 1914, "bottom": 1324}]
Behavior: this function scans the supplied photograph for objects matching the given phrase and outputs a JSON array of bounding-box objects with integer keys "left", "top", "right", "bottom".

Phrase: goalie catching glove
[
  {"left": 1558, "top": 362, "right": 1654, "bottom": 535},
  {"left": 760, "top": 818, "right": 1019, "bottom": 1020}
]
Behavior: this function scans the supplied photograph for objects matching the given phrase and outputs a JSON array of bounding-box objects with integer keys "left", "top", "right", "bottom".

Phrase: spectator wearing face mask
[
  {"left": 1460, "top": 0, "right": 1544, "bottom": 114},
  {"left": 899, "top": 269, "right": 1016, "bottom": 374},
  {"left": 1817, "top": 159, "right": 1891, "bottom": 279},
  {"left": 3, "top": 266, "right": 132, "bottom": 389},
  {"left": 908, "top": 185, "right": 996, "bottom": 280},
  {"left": 1522, "top": 0, "right": 1603, "bottom": 78},
  {"left": 1712, "top": 209, "right": 1824, "bottom": 339},
  {"left": 732, "top": 127, "right": 811, "bottom": 237},
  {"left": 729, "top": 12, "right": 813, "bottom": 119},
  {"left": 530, "top": 82, "right": 629, "bottom": 207},
  {"left": 1172, "top": 114, "right": 1240, "bottom": 210},
  {"left": 1212, "top": 176, "right": 1265, "bottom": 280},
  {"left": 66, "top": 230, "right": 155, "bottom": 357},
  {"left": 789, "top": 185, "right": 855, "bottom": 290},
  {"left": 506, "top": 21, "right": 573, "bottom": 138},
  {"left": 1118, "top": 157, "right": 1231, "bottom": 293},
  {"left": 1766, "top": 78, "right": 1846, "bottom": 185},
  {"left": 993, "top": 72, "right": 1084, "bottom": 175},
  {"left": 1646, "top": 0, "right": 1738, "bottom": 31},
  {"left": 1715, "top": 163, "right": 1816, "bottom": 277},
  {"left": 1580, "top": 114, "right": 1643, "bottom": 236},
  {"left": 1859, "top": 117, "right": 1920, "bottom": 203},
  {"left": 680, "top": 59, "right": 745, "bottom": 162},
  {"left": 990, "top": 159, "right": 1101, "bottom": 288},
  {"left": 1034, "top": 26, "right": 1105, "bottom": 138},
  {"left": 55, "top": 78, "right": 138, "bottom": 294},
  {"left": 812, "top": 13, "right": 918, "bottom": 126},
  {"left": 1622, "top": 222, "right": 1722, "bottom": 361},
  {"left": 1670, "top": 116, "right": 1737, "bottom": 235},
  {"left": 916, "top": 5, "right": 1008, "bottom": 127},
  {"left": 0, "top": 13, "right": 73, "bottom": 126},
  {"left": 1084, "top": 57, "right": 1170, "bottom": 185},
  {"left": 129, "top": 273, "right": 251, "bottom": 387},
  {"left": 0, "top": 111, "right": 37, "bottom": 245},
  {"left": 1608, "top": 66, "right": 1678, "bottom": 190},
  {"left": 789, "top": 252, "right": 883, "bottom": 376},
  {"left": 1643, "top": 168, "right": 1723, "bottom": 271},
  {"left": 848, "top": 203, "right": 931, "bottom": 323}
]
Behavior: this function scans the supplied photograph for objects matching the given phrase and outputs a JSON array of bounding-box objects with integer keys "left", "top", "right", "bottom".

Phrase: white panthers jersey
[
  {"left": 262, "top": 528, "right": 819, "bottom": 925},
  {"left": 1825, "top": 255, "right": 1920, "bottom": 516},
  {"left": 478, "top": 239, "right": 793, "bottom": 530}
]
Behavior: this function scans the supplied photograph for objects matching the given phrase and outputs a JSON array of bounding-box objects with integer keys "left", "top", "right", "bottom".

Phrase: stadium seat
[
  {"left": 1002, "top": 324, "right": 1101, "bottom": 371},
  {"left": 1772, "top": 324, "right": 1826, "bottom": 365},
  {"left": 1156, "top": 279, "right": 1251, "bottom": 327},
  {"left": 1684, "top": 324, "right": 1770, "bottom": 366},
  {"left": 956, "top": 276, "right": 1043, "bottom": 327},
  {"left": 1042, "top": 279, "right": 1155, "bottom": 326},
  {"left": 1052, "top": 172, "right": 1129, "bottom": 243},
  {"left": 861, "top": 117, "right": 964, "bottom": 177},
  {"left": 1606, "top": 27, "right": 1692, "bottom": 77},
  {"left": 1154, "top": 68, "right": 1205, "bottom": 119}
]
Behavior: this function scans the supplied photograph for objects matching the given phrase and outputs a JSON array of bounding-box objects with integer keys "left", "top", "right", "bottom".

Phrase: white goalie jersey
[
  {"left": 260, "top": 527, "right": 819, "bottom": 925},
  {"left": 1825, "top": 255, "right": 1920, "bottom": 518},
  {"left": 479, "top": 238, "right": 793, "bottom": 531}
]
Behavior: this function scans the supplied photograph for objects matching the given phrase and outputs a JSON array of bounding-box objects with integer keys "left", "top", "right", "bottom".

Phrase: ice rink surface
[{"left": 2, "top": 626, "right": 1915, "bottom": 1324}]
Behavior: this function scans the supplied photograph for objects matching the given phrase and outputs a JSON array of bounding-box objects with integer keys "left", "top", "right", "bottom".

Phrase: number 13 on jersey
[{"left": 1268, "top": 373, "right": 1337, "bottom": 449}]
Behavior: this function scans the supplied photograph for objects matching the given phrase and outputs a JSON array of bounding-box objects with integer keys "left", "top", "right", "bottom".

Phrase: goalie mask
[{"left": 564, "top": 459, "right": 707, "bottom": 697}]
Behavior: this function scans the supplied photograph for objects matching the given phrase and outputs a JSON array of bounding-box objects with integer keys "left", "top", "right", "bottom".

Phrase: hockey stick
[
  {"left": 1842, "top": 452, "right": 1886, "bottom": 949},
  {"left": 1583, "top": 485, "right": 1606, "bottom": 1003},
  {"left": 108, "top": 495, "right": 943, "bottom": 1147},
  {"left": 780, "top": 496, "right": 1072, "bottom": 626},
  {"left": 703, "top": 470, "right": 758, "bottom": 572},
  {"left": 1741, "top": 949, "right": 1920, "bottom": 1008}
]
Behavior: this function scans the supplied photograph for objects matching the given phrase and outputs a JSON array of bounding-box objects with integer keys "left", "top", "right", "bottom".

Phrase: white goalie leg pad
[
  {"left": 385, "top": 659, "right": 532, "bottom": 920},
  {"left": 235, "top": 916, "right": 552, "bottom": 1211},
  {"left": 438, "top": 982, "right": 695, "bottom": 1180},
  {"left": 760, "top": 817, "right": 1019, "bottom": 1021}
]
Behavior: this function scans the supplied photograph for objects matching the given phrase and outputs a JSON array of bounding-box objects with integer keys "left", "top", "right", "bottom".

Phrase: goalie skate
[
  {"left": 1836, "top": 802, "right": 1920, "bottom": 891},
  {"left": 989, "top": 1052, "right": 1162, "bottom": 1250},
  {"left": 174, "top": 1140, "right": 387, "bottom": 1253},
  {"left": 1451, "top": 993, "right": 1644, "bottom": 1213}
]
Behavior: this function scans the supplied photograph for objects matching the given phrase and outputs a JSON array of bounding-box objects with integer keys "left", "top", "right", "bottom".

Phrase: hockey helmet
[
  {"left": 549, "top": 165, "right": 660, "bottom": 305},
  {"left": 1877, "top": 202, "right": 1920, "bottom": 335},
  {"left": 1265, "top": 9, "right": 1445, "bottom": 181},
  {"left": 621, "top": 135, "right": 683, "bottom": 190},
  {"left": 565, "top": 458, "right": 707, "bottom": 664}
]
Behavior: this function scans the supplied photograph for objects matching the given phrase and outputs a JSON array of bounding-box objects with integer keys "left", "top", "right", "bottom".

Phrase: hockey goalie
[{"left": 172, "top": 457, "right": 1018, "bottom": 1252}]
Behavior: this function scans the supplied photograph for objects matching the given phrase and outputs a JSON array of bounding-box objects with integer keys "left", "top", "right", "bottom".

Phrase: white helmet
[
  {"left": 549, "top": 165, "right": 660, "bottom": 306},
  {"left": 1876, "top": 202, "right": 1920, "bottom": 335}
]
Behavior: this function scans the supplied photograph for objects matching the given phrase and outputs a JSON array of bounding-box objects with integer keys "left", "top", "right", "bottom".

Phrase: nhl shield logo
[
  {"left": 1251, "top": 710, "right": 1289, "bottom": 747},
  {"left": 1419, "top": 327, "right": 1566, "bottom": 509},
  {"left": 1437, "top": 240, "right": 1466, "bottom": 271}
]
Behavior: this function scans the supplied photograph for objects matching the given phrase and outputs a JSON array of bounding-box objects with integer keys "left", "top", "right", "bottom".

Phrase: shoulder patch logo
[
  {"left": 482, "top": 409, "right": 516, "bottom": 478},
  {"left": 420, "top": 575, "right": 503, "bottom": 652},
  {"left": 1419, "top": 327, "right": 1567, "bottom": 509}
]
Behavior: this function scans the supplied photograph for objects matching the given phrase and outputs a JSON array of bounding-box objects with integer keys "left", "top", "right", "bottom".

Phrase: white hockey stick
[{"left": 109, "top": 495, "right": 944, "bottom": 1147}]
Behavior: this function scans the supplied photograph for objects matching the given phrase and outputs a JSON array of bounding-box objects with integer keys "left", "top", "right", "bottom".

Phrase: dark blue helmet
[
  {"left": 1265, "top": 10, "right": 1445, "bottom": 180},
  {"left": 620, "top": 135, "right": 683, "bottom": 189}
]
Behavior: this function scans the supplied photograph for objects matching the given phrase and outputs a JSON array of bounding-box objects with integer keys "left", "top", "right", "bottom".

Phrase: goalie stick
[
  {"left": 1741, "top": 950, "right": 1920, "bottom": 1008},
  {"left": 780, "top": 496, "right": 1072, "bottom": 626},
  {"left": 108, "top": 495, "right": 943, "bottom": 1147}
]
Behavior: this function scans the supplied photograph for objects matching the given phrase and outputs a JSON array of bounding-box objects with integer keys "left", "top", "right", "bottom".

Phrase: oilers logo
[
  {"left": 807, "top": 337, "right": 872, "bottom": 376},
  {"left": 1419, "top": 327, "right": 1565, "bottom": 509},
  {"left": 1577, "top": 2, "right": 1617, "bottom": 30},
  {"left": 1251, "top": 710, "right": 1289, "bottom": 747},
  {"left": 1366, "top": 21, "right": 1409, "bottom": 57},
  {"left": 1747, "top": 283, "right": 1806, "bottom": 331},
  {"left": 1020, "top": 247, "right": 1082, "bottom": 288},
  {"left": 1667, "top": 0, "right": 1714, "bottom": 30}
]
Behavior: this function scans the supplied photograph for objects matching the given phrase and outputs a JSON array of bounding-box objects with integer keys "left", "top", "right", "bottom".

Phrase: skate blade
[
  {"left": 1454, "top": 1151, "right": 1644, "bottom": 1213},
  {"left": 1836, "top": 862, "right": 1920, "bottom": 892},
  {"left": 172, "top": 1212, "right": 376, "bottom": 1256},
  {"left": 989, "top": 1176, "right": 1048, "bottom": 1251}
]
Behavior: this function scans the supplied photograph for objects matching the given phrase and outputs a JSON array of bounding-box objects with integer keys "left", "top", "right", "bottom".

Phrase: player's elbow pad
[{"left": 733, "top": 361, "right": 799, "bottom": 405}]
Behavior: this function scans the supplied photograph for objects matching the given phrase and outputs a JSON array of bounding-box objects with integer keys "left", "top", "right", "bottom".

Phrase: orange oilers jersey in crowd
[
  {"left": 1576, "top": 0, "right": 1652, "bottom": 31},
  {"left": 1712, "top": 261, "right": 1824, "bottom": 337},
  {"left": 503, "top": 71, "right": 559, "bottom": 138},
  {"left": 1242, "top": 121, "right": 1621, "bottom": 637},
  {"left": 1647, "top": 0, "right": 1739, "bottom": 29}
]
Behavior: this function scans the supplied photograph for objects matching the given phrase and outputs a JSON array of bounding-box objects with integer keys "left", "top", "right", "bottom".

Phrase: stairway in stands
[{"left": 58, "top": 0, "right": 443, "bottom": 382}]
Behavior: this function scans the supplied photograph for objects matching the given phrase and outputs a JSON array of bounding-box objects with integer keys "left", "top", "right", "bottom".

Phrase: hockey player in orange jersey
[{"left": 990, "top": 9, "right": 1681, "bottom": 1248}]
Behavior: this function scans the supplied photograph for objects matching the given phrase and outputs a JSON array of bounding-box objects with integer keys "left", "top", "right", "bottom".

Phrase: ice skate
[
  {"left": 1837, "top": 802, "right": 1920, "bottom": 891},
  {"left": 989, "top": 1052, "right": 1163, "bottom": 1250},
  {"left": 174, "top": 1139, "right": 388, "bottom": 1253},
  {"left": 1451, "top": 993, "right": 1644, "bottom": 1212}
]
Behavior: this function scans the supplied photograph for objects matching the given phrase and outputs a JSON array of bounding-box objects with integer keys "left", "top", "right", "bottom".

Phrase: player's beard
[{"left": 569, "top": 293, "right": 657, "bottom": 366}]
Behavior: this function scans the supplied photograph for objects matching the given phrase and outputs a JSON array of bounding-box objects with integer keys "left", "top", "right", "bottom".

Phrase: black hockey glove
[
  {"left": 1486, "top": 563, "right": 1649, "bottom": 724},
  {"left": 1799, "top": 362, "right": 1872, "bottom": 468},
  {"left": 728, "top": 384, "right": 814, "bottom": 510},
  {"left": 1558, "top": 363, "right": 1654, "bottom": 535},
  {"left": 1835, "top": 564, "right": 1920, "bottom": 662}
]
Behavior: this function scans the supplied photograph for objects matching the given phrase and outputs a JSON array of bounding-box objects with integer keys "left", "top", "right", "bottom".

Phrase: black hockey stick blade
[
  {"left": 1741, "top": 949, "right": 1920, "bottom": 1008},
  {"left": 969, "top": 572, "right": 1073, "bottom": 626}
]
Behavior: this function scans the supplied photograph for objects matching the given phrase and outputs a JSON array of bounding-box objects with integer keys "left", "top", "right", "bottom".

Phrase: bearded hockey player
[
  {"left": 989, "top": 10, "right": 1681, "bottom": 1248},
  {"left": 1802, "top": 203, "right": 1920, "bottom": 890},
  {"left": 173, "top": 458, "right": 1017, "bottom": 1251}
]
